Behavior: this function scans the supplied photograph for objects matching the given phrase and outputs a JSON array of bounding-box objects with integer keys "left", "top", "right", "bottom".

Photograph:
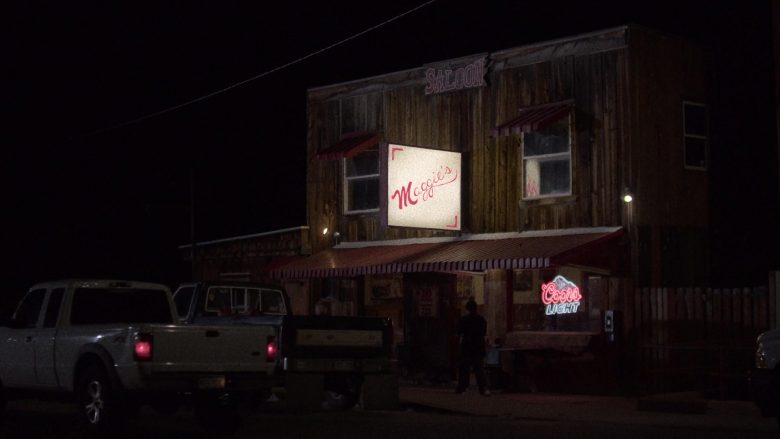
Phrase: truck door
[
  {"left": 0, "top": 288, "right": 46, "bottom": 387},
  {"left": 34, "top": 287, "right": 65, "bottom": 388}
]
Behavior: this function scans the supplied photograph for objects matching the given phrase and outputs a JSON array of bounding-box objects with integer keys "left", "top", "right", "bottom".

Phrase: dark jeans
[{"left": 456, "top": 355, "right": 486, "bottom": 392}]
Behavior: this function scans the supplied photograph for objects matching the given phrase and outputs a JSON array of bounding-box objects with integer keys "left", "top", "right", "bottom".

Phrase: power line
[{"left": 87, "top": 0, "right": 437, "bottom": 137}]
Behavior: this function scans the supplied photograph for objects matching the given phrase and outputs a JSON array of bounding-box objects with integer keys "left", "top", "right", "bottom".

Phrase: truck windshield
[{"left": 71, "top": 288, "right": 173, "bottom": 325}]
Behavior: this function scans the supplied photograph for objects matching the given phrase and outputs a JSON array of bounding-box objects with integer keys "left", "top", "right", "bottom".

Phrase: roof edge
[
  {"left": 335, "top": 226, "right": 623, "bottom": 249},
  {"left": 178, "top": 226, "right": 309, "bottom": 249}
]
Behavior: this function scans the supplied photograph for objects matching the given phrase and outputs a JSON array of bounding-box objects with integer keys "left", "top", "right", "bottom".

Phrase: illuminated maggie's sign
[
  {"left": 541, "top": 275, "right": 582, "bottom": 315},
  {"left": 387, "top": 144, "right": 461, "bottom": 231}
]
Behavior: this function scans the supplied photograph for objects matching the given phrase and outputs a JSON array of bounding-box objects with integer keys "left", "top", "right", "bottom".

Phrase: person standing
[{"left": 455, "top": 299, "right": 490, "bottom": 396}]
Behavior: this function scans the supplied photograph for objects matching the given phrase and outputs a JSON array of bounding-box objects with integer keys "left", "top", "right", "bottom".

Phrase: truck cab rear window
[
  {"left": 71, "top": 288, "right": 173, "bottom": 325},
  {"left": 205, "top": 287, "right": 286, "bottom": 316}
]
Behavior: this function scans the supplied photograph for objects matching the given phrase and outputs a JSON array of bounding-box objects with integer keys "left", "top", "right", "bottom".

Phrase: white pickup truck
[{"left": 0, "top": 279, "right": 278, "bottom": 434}]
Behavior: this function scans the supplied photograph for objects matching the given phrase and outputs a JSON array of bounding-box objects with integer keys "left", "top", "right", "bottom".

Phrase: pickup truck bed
[{"left": 174, "top": 281, "right": 398, "bottom": 410}]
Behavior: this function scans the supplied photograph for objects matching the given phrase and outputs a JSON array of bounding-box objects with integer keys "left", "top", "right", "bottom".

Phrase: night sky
[{"left": 6, "top": 1, "right": 777, "bottom": 310}]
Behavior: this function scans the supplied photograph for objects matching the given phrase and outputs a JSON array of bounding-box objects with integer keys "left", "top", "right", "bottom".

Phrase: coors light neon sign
[{"left": 541, "top": 275, "right": 582, "bottom": 315}]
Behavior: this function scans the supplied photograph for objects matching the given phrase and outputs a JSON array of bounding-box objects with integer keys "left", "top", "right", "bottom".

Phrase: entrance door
[{"left": 403, "top": 273, "right": 457, "bottom": 383}]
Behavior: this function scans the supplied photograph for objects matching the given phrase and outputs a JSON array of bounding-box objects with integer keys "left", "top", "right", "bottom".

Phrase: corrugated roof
[{"left": 272, "top": 227, "right": 623, "bottom": 278}]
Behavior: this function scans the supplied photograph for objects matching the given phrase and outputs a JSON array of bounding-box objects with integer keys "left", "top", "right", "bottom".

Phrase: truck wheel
[
  {"left": 324, "top": 375, "right": 361, "bottom": 410},
  {"left": 76, "top": 363, "right": 123, "bottom": 432}
]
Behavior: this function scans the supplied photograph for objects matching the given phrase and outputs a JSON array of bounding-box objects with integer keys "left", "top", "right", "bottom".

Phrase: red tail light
[
  {"left": 266, "top": 336, "right": 277, "bottom": 363},
  {"left": 134, "top": 333, "right": 153, "bottom": 361}
]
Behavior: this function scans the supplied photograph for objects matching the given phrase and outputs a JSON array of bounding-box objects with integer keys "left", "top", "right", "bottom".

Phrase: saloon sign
[
  {"left": 424, "top": 57, "right": 486, "bottom": 95},
  {"left": 541, "top": 275, "right": 582, "bottom": 315},
  {"left": 387, "top": 144, "right": 461, "bottom": 230}
]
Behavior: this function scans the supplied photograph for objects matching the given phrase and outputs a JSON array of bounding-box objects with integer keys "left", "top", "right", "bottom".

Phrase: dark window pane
[
  {"left": 347, "top": 178, "right": 379, "bottom": 211},
  {"left": 232, "top": 288, "right": 246, "bottom": 309},
  {"left": 685, "top": 137, "right": 707, "bottom": 169},
  {"left": 539, "top": 159, "right": 571, "bottom": 195},
  {"left": 345, "top": 150, "right": 378, "bottom": 176},
  {"left": 523, "top": 118, "right": 570, "bottom": 156},
  {"left": 71, "top": 288, "right": 173, "bottom": 325},
  {"left": 684, "top": 104, "right": 707, "bottom": 136},
  {"left": 261, "top": 290, "right": 285, "bottom": 314},
  {"left": 247, "top": 289, "right": 260, "bottom": 312},
  {"left": 14, "top": 289, "right": 46, "bottom": 328},
  {"left": 173, "top": 287, "right": 195, "bottom": 319},
  {"left": 205, "top": 287, "right": 231, "bottom": 312},
  {"left": 43, "top": 288, "right": 65, "bottom": 328}
]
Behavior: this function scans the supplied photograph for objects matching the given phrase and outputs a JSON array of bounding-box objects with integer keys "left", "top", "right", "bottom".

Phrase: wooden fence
[{"left": 628, "top": 285, "right": 774, "bottom": 397}]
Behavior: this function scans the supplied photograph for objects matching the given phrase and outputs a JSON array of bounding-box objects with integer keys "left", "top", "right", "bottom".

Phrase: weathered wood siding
[
  {"left": 306, "top": 26, "right": 710, "bottom": 279},
  {"left": 626, "top": 27, "right": 711, "bottom": 285}
]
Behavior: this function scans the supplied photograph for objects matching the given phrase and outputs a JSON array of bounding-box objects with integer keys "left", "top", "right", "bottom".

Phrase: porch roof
[{"left": 270, "top": 227, "right": 623, "bottom": 278}]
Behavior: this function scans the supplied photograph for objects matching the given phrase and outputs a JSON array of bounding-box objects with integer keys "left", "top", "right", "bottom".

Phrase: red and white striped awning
[
  {"left": 492, "top": 100, "right": 574, "bottom": 137},
  {"left": 270, "top": 227, "right": 623, "bottom": 279},
  {"left": 316, "top": 131, "right": 382, "bottom": 160}
]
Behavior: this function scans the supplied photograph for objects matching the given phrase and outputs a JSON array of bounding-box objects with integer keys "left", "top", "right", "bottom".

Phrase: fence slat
[
  {"left": 732, "top": 288, "right": 742, "bottom": 334},
  {"left": 757, "top": 286, "right": 768, "bottom": 331},
  {"left": 712, "top": 288, "right": 722, "bottom": 340},
  {"left": 694, "top": 287, "right": 704, "bottom": 322},
  {"left": 685, "top": 288, "right": 694, "bottom": 320},
  {"left": 743, "top": 288, "right": 752, "bottom": 331}
]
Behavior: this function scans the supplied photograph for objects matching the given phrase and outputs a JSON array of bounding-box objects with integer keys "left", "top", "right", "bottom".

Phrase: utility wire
[{"left": 87, "top": 0, "right": 437, "bottom": 137}]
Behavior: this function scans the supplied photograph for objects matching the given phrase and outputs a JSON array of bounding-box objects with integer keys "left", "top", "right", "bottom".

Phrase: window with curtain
[{"left": 522, "top": 115, "right": 572, "bottom": 199}]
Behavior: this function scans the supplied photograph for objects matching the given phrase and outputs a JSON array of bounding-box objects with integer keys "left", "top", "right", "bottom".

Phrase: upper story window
[
  {"left": 683, "top": 101, "right": 708, "bottom": 170},
  {"left": 522, "top": 115, "right": 572, "bottom": 199},
  {"left": 343, "top": 145, "right": 379, "bottom": 213}
]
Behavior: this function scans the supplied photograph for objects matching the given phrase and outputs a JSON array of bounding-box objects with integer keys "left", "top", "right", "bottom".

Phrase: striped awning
[
  {"left": 271, "top": 227, "right": 623, "bottom": 279},
  {"left": 492, "top": 100, "right": 574, "bottom": 137},
  {"left": 317, "top": 131, "right": 382, "bottom": 160}
]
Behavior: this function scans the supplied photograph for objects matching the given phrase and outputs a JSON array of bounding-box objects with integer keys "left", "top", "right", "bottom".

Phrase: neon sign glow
[{"left": 541, "top": 275, "right": 582, "bottom": 316}]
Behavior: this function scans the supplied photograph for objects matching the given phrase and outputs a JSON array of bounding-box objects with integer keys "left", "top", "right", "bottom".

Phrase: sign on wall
[
  {"left": 424, "top": 57, "right": 486, "bottom": 95},
  {"left": 541, "top": 275, "right": 582, "bottom": 315},
  {"left": 387, "top": 144, "right": 461, "bottom": 231}
]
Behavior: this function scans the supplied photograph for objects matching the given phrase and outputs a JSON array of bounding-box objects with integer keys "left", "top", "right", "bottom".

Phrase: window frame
[
  {"left": 342, "top": 146, "right": 380, "bottom": 215},
  {"left": 521, "top": 113, "right": 573, "bottom": 200},
  {"left": 682, "top": 101, "right": 708, "bottom": 171}
]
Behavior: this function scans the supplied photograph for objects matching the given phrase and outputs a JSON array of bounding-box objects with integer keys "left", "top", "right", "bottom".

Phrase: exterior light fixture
[{"left": 622, "top": 187, "right": 633, "bottom": 203}]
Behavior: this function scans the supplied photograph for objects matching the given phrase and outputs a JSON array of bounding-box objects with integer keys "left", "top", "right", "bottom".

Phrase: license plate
[
  {"left": 198, "top": 376, "right": 226, "bottom": 389},
  {"left": 333, "top": 360, "right": 353, "bottom": 371}
]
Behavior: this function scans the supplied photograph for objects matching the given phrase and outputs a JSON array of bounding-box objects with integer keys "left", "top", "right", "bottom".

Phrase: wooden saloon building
[{"left": 272, "top": 25, "right": 715, "bottom": 392}]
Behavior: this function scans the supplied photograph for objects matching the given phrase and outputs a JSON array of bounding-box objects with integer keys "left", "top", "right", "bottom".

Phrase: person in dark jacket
[{"left": 455, "top": 299, "right": 490, "bottom": 396}]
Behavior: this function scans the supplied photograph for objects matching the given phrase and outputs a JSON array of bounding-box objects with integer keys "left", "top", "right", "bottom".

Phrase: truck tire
[
  {"left": 76, "top": 363, "right": 124, "bottom": 432},
  {"left": 323, "top": 375, "right": 361, "bottom": 410}
]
